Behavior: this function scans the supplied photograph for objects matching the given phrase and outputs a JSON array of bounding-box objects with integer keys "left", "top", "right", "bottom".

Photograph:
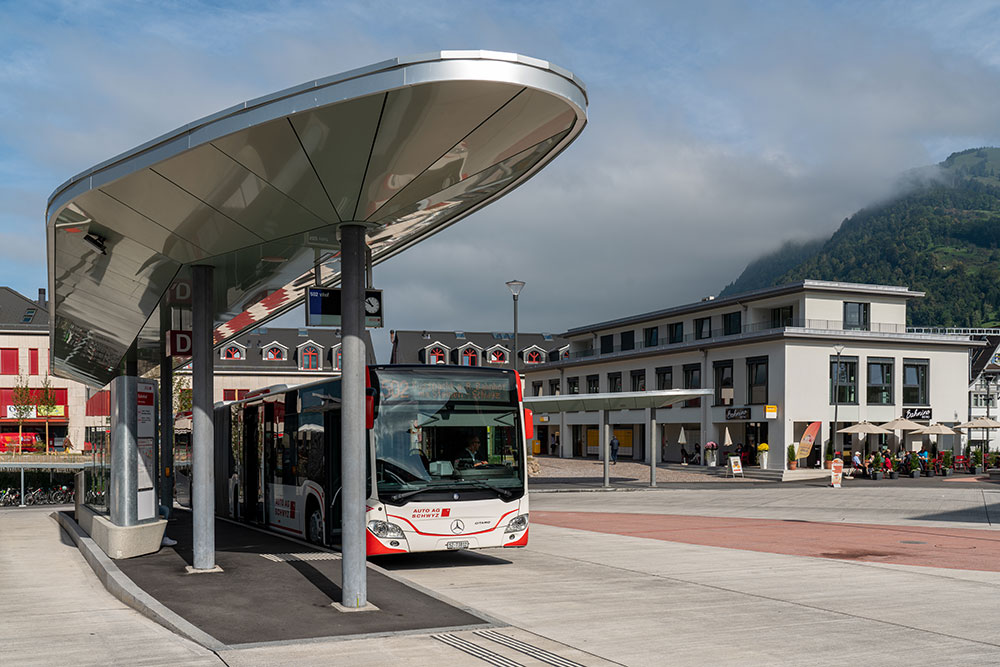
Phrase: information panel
[
  {"left": 137, "top": 379, "right": 157, "bottom": 522},
  {"left": 306, "top": 287, "right": 383, "bottom": 327}
]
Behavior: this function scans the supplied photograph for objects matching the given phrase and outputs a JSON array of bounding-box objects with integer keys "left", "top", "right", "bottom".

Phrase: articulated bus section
[{"left": 212, "top": 365, "right": 531, "bottom": 555}]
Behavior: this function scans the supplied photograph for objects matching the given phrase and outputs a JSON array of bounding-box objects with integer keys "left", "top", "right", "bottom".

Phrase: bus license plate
[{"left": 446, "top": 540, "right": 469, "bottom": 550}]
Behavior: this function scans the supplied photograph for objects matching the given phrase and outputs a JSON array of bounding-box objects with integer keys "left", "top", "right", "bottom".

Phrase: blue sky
[{"left": 4, "top": 1, "right": 1000, "bottom": 359}]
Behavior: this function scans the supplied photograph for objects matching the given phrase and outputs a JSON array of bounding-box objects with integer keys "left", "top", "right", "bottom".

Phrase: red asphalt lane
[{"left": 532, "top": 511, "right": 1000, "bottom": 572}]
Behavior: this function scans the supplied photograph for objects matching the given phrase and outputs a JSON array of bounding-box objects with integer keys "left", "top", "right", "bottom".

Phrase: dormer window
[
  {"left": 525, "top": 350, "right": 543, "bottom": 364},
  {"left": 461, "top": 348, "right": 478, "bottom": 366},
  {"left": 265, "top": 347, "right": 283, "bottom": 360},
  {"left": 488, "top": 347, "right": 507, "bottom": 364},
  {"left": 429, "top": 347, "right": 447, "bottom": 364},
  {"left": 223, "top": 345, "right": 244, "bottom": 360},
  {"left": 301, "top": 346, "right": 319, "bottom": 370},
  {"left": 22, "top": 309, "right": 36, "bottom": 323}
]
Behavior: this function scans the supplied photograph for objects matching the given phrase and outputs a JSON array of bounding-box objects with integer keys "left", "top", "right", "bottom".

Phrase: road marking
[
  {"left": 259, "top": 552, "right": 341, "bottom": 562},
  {"left": 433, "top": 633, "right": 524, "bottom": 667},
  {"left": 475, "top": 629, "right": 587, "bottom": 667}
]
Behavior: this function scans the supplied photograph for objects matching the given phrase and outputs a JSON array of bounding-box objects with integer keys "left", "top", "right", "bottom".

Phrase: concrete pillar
[
  {"left": 191, "top": 265, "right": 216, "bottom": 571},
  {"left": 110, "top": 354, "right": 138, "bottom": 527},
  {"left": 340, "top": 224, "right": 368, "bottom": 609}
]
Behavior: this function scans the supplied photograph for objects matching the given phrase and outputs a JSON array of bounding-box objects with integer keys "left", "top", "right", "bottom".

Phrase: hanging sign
[
  {"left": 796, "top": 421, "right": 822, "bottom": 461},
  {"left": 306, "top": 287, "right": 383, "bottom": 327},
  {"left": 765, "top": 405, "right": 777, "bottom": 419},
  {"left": 831, "top": 457, "right": 844, "bottom": 488}
]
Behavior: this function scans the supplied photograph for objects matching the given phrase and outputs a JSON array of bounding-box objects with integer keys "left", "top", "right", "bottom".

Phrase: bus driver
[{"left": 455, "top": 436, "right": 487, "bottom": 469}]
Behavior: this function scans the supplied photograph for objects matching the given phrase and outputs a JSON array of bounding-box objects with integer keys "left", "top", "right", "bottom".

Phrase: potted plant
[
  {"left": 941, "top": 450, "right": 953, "bottom": 475},
  {"left": 888, "top": 458, "right": 899, "bottom": 480},
  {"left": 704, "top": 441, "right": 718, "bottom": 467},
  {"left": 871, "top": 452, "right": 884, "bottom": 480},
  {"left": 972, "top": 450, "right": 984, "bottom": 475},
  {"left": 909, "top": 453, "right": 921, "bottom": 478},
  {"left": 757, "top": 442, "right": 769, "bottom": 468},
  {"left": 824, "top": 442, "right": 834, "bottom": 469},
  {"left": 787, "top": 444, "right": 797, "bottom": 470}
]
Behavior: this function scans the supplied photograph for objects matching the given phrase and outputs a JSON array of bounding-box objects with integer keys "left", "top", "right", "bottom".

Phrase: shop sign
[
  {"left": 37, "top": 405, "right": 65, "bottom": 417},
  {"left": 725, "top": 407, "right": 751, "bottom": 420},
  {"left": 903, "top": 408, "right": 932, "bottom": 420},
  {"left": 727, "top": 456, "right": 744, "bottom": 478},
  {"left": 831, "top": 458, "right": 843, "bottom": 488},
  {"left": 6, "top": 406, "right": 36, "bottom": 419},
  {"left": 765, "top": 405, "right": 777, "bottom": 419}
]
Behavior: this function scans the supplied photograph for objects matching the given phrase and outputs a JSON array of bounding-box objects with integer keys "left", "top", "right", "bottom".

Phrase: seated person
[
  {"left": 454, "top": 436, "right": 487, "bottom": 469},
  {"left": 848, "top": 451, "right": 864, "bottom": 478},
  {"left": 680, "top": 445, "right": 691, "bottom": 464},
  {"left": 918, "top": 450, "right": 929, "bottom": 470}
]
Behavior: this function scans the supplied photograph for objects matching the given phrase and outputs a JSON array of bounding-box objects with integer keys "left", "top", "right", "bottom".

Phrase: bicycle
[
  {"left": 49, "top": 485, "right": 74, "bottom": 504},
  {"left": 0, "top": 488, "right": 20, "bottom": 506}
]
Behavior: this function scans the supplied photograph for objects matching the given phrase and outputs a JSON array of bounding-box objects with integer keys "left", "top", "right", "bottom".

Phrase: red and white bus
[{"left": 214, "top": 365, "right": 531, "bottom": 554}]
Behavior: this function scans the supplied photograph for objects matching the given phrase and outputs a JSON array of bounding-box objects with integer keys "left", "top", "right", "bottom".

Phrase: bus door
[{"left": 244, "top": 405, "right": 265, "bottom": 524}]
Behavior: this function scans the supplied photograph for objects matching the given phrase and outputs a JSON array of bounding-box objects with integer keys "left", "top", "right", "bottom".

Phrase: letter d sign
[{"left": 168, "top": 330, "right": 193, "bottom": 357}]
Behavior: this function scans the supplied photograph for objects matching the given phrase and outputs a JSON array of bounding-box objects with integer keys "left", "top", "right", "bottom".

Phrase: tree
[
  {"left": 10, "top": 375, "right": 33, "bottom": 455},
  {"left": 36, "top": 375, "right": 57, "bottom": 455},
  {"left": 174, "top": 375, "right": 192, "bottom": 415}
]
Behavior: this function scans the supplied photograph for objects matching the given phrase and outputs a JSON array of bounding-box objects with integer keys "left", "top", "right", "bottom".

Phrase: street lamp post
[
  {"left": 833, "top": 345, "right": 845, "bottom": 463},
  {"left": 506, "top": 280, "right": 525, "bottom": 373}
]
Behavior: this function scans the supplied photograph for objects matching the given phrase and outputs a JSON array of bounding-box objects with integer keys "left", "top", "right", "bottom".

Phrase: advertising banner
[
  {"left": 831, "top": 457, "right": 844, "bottom": 488},
  {"left": 796, "top": 421, "right": 822, "bottom": 461}
]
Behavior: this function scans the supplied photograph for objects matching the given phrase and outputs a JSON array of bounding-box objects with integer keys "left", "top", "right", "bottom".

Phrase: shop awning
[{"left": 524, "top": 389, "right": 713, "bottom": 413}]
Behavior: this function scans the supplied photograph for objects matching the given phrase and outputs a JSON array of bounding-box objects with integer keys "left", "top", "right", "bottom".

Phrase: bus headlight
[
  {"left": 367, "top": 520, "right": 405, "bottom": 538},
  {"left": 505, "top": 514, "right": 528, "bottom": 533}
]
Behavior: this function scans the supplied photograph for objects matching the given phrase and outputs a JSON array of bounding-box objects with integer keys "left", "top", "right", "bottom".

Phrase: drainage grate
[{"left": 259, "top": 552, "right": 342, "bottom": 562}]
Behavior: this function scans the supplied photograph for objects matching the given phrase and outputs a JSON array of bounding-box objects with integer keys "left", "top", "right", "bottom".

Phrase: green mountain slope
[{"left": 721, "top": 148, "right": 1000, "bottom": 327}]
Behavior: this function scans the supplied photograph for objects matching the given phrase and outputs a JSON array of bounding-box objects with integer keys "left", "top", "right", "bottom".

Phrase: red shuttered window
[
  {"left": 1, "top": 349, "right": 18, "bottom": 375},
  {"left": 29, "top": 349, "right": 38, "bottom": 375}
]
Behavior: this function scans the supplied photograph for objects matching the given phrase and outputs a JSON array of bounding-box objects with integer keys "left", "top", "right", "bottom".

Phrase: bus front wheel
[{"left": 306, "top": 499, "right": 324, "bottom": 545}]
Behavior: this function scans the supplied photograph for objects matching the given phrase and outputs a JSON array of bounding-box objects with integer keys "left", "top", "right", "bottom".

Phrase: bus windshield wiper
[
  {"left": 388, "top": 486, "right": 449, "bottom": 502},
  {"left": 462, "top": 480, "right": 513, "bottom": 498},
  {"left": 387, "top": 480, "right": 512, "bottom": 502}
]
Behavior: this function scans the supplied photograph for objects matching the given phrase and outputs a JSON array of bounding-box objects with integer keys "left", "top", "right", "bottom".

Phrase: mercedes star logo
[{"left": 450, "top": 519, "right": 465, "bottom": 534}]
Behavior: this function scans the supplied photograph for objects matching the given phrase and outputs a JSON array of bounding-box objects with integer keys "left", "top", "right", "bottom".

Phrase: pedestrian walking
[{"left": 610, "top": 434, "right": 620, "bottom": 465}]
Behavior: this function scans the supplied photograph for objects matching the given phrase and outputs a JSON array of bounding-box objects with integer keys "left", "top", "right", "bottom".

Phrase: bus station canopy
[
  {"left": 45, "top": 51, "right": 588, "bottom": 387},
  {"left": 524, "top": 389, "right": 714, "bottom": 413}
]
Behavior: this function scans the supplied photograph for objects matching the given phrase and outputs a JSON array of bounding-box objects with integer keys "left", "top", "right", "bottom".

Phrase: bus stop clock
[{"left": 306, "top": 287, "right": 383, "bottom": 328}]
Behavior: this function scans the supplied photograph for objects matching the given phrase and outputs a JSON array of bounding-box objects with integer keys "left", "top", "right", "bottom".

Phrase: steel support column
[
  {"left": 191, "top": 265, "right": 215, "bottom": 571},
  {"left": 602, "top": 409, "right": 610, "bottom": 488},
  {"left": 160, "top": 345, "right": 174, "bottom": 517},
  {"left": 340, "top": 224, "right": 367, "bottom": 609},
  {"left": 648, "top": 408, "right": 657, "bottom": 488},
  {"left": 110, "top": 353, "right": 138, "bottom": 527}
]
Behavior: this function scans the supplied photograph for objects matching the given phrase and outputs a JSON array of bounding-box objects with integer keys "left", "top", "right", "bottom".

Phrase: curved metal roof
[{"left": 45, "top": 51, "right": 588, "bottom": 387}]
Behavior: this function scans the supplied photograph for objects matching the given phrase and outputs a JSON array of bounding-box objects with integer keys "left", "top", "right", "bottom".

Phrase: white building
[{"left": 523, "top": 281, "right": 979, "bottom": 469}]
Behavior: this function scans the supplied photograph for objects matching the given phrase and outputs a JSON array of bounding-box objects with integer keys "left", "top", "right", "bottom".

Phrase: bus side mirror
[{"left": 523, "top": 408, "right": 534, "bottom": 443}]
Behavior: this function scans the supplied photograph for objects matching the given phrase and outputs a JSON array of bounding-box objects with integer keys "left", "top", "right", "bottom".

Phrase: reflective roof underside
[{"left": 46, "top": 52, "right": 587, "bottom": 387}]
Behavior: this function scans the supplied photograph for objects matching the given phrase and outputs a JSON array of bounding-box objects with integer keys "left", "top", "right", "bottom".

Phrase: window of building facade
[
  {"left": 532, "top": 381, "right": 542, "bottom": 396},
  {"left": 461, "top": 348, "right": 479, "bottom": 366},
  {"left": 223, "top": 346, "right": 243, "bottom": 360},
  {"left": 668, "top": 322, "right": 684, "bottom": 344},
  {"left": 723, "top": 312, "right": 742, "bottom": 336},
  {"left": 525, "top": 350, "right": 543, "bottom": 364},
  {"left": 631, "top": 370, "right": 646, "bottom": 392},
  {"left": 587, "top": 374, "right": 599, "bottom": 394},
  {"left": 973, "top": 393, "right": 997, "bottom": 409},
  {"left": 489, "top": 348, "right": 507, "bottom": 364},
  {"left": 714, "top": 361, "right": 734, "bottom": 405},
  {"left": 770, "top": 306, "right": 793, "bottom": 328},
  {"left": 429, "top": 347, "right": 447, "bottom": 364},
  {"left": 694, "top": 317, "right": 711, "bottom": 340},
  {"left": 655, "top": 366, "right": 673, "bottom": 390},
  {"left": 567, "top": 377, "right": 580, "bottom": 394},
  {"left": 843, "top": 302, "right": 870, "bottom": 331},
  {"left": 747, "top": 356, "right": 768, "bottom": 405},
  {"left": 22, "top": 308, "right": 36, "bottom": 323},
  {"left": 600, "top": 335, "right": 614, "bottom": 354},
  {"left": 334, "top": 348, "right": 342, "bottom": 369},
  {"left": 549, "top": 379, "right": 561, "bottom": 395},
  {"left": 265, "top": 347, "right": 283, "bottom": 360},
  {"left": 620, "top": 331, "right": 635, "bottom": 352},
  {"left": 608, "top": 372, "right": 622, "bottom": 393},
  {"left": 237, "top": 389, "right": 249, "bottom": 400},
  {"left": 683, "top": 363, "right": 701, "bottom": 407},
  {"left": 830, "top": 356, "right": 859, "bottom": 404},
  {"left": 301, "top": 346, "right": 320, "bottom": 370},
  {"left": 643, "top": 326, "right": 658, "bottom": 348},
  {"left": 29, "top": 349, "right": 39, "bottom": 375},
  {"left": 223, "top": 389, "right": 236, "bottom": 401},
  {"left": 902, "top": 359, "right": 929, "bottom": 405},
  {"left": 867, "top": 358, "right": 893, "bottom": 405}
]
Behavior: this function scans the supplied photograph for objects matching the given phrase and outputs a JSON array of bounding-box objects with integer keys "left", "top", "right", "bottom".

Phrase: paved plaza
[{"left": 4, "top": 480, "right": 1000, "bottom": 665}]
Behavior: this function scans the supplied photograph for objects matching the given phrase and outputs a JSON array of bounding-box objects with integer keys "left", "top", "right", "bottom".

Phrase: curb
[{"left": 52, "top": 511, "right": 227, "bottom": 651}]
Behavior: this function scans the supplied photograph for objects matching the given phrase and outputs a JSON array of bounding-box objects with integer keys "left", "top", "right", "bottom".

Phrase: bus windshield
[{"left": 371, "top": 367, "right": 523, "bottom": 503}]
